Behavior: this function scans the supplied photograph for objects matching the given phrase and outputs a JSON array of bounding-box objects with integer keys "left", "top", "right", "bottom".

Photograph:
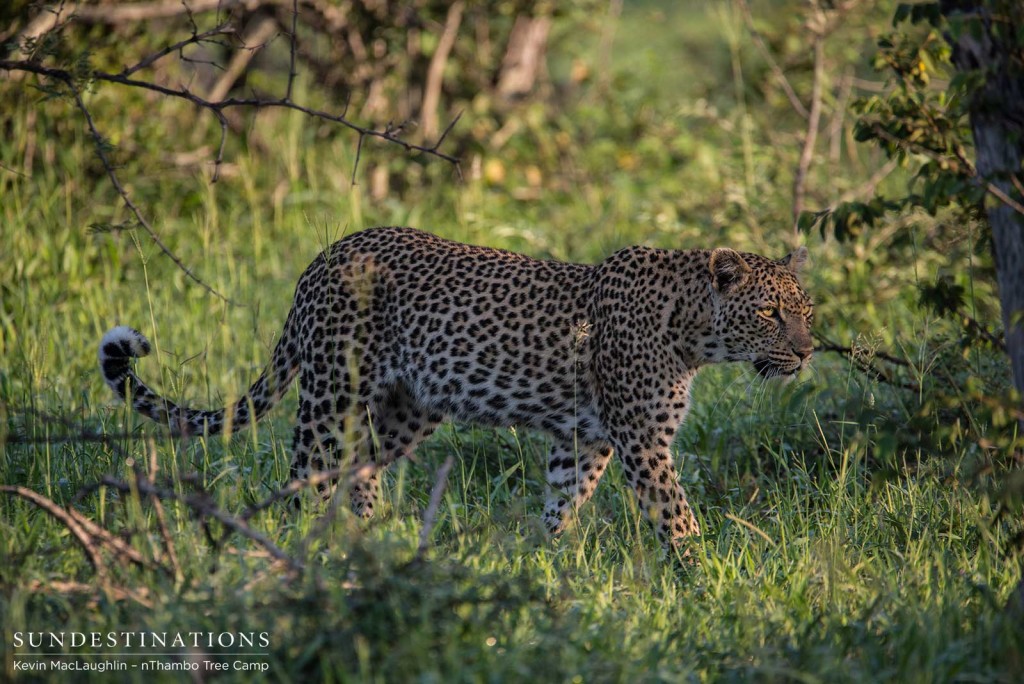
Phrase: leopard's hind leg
[
  {"left": 542, "top": 439, "right": 614, "bottom": 534},
  {"left": 289, "top": 358, "right": 381, "bottom": 516}
]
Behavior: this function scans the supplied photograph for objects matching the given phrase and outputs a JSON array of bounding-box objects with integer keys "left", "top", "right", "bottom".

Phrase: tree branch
[
  {"left": 69, "top": 82, "right": 235, "bottom": 302},
  {"left": 421, "top": 1, "right": 464, "bottom": 141},
  {"left": 793, "top": 33, "right": 825, "bottom": 230},
  {"left": 98, "top": 473, "right": 304, "bottom": 575},
  {"left": 1, "top": 13, "right": 463, "bottom": 296},
  {"left": 736, "top": 0, "right": 810, "bottom": 119},
  {"left": 870, "top": 123, "right": 1024, "bottom": 217}
]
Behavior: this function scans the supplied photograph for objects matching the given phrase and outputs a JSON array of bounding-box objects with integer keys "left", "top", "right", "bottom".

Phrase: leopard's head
[{"left": 706, "top": 246, "right": 814, "bottom": 379}]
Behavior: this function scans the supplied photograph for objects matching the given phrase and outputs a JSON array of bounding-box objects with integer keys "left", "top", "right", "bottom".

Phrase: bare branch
[
  {"left": 1, "top": 4, "right": 463, "bottom": 296},
  {"left": 0, "top": 160, "right": 30, "bottom": 178},
  {"left": 351, "top": 132, "right": 366, "bottom": 186},
  {"left": 239, "top": 466, "right": 347, "bottom": 521},
  {"left": 284, "top": 0, "right": 299, "bottom": 102},
  {"left": 0, "top": 60, "right": 463, "bottom": 166},
  {"left": 205, "top": 17, "right": 275, "bottom": 101},
  {"left": 793, "top": 34, "right": 825, "bottom": 231},
  {"left": 736, "top": 0, "right": 810, "bottom": 119},
  {"left": 24, "top": 579, "right": 152, "bottom": 607},
  {"left": 813, "top": 332, "right": 921, "bottom": 393},
  {"left": 67, "top": 83, "right": 233, "bottom": 303},
  {"left": 421, "top": 1, "right": 464, "bottom": 141},
  {"left": 870, "top": 124, "right": 1024, "bottom": 217},
  {"left": 98, "top": 474, "right": 304, "bottom": 576},
  {"left": 414, "top": 456, "right": 455, "bottom": 562},
  {"left": 121, "top": 22, "right": 237, "bottom": 77},
  {"left": 0, "top": 485, "right": 110, "bottom": 581}
]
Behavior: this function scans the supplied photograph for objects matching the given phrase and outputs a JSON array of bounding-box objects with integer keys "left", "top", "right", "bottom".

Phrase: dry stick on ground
[
  {"left": 24, "top": 580, "right": 153, "bottom": 607},
  {"left": 0, "top": 486, "right": 110, "bottom": 582},
  {"left": 98, "top": 473, "right": 305, "bottom": 576},
  {"left": 414, "top": 456, "right": 456, "bottom": 562},
  {"left": 0, "top": 484, "right": 160, "bottom": 607}
]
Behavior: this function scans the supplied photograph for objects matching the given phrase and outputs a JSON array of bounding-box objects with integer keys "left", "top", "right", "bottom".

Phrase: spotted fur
[{"left": 99, "top": 226, "right": 814, "bottom": 551}]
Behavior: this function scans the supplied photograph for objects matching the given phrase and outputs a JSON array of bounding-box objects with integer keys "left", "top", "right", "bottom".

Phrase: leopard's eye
[{"left": 757, "top": 306, "right": 777, "bottom": 319}]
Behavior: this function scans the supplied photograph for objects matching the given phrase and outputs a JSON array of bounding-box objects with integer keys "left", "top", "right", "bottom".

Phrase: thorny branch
[
  {"left": 1, "top": 3, "right": 462, "bottom": 301},
  {"left": 69, "top": 82, "right": 235, "bottom": 302},
  {"left": 96, "top": 473, "right": 305, "bottom": 576}
]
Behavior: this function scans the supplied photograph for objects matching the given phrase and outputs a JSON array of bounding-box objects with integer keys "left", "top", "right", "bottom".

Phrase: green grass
[{"left": 2, "top": 1, "right": 1023, "bottom": 681}]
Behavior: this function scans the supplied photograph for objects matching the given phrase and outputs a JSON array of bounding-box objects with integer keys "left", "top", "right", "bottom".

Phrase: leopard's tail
[{"left": 98, "top": 315, "right": 299, "bottom": 436}]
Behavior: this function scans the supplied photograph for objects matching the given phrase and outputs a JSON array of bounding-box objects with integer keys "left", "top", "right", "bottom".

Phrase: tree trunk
[
  {"left": 941, "top": 0, "right": 1024, "bottom": 621},
  {"left": 496, "top": 14, "right": 551, "bottom": 99},
  {"left": 942, "top": 1, "right": 1024, "bottom": 427}
]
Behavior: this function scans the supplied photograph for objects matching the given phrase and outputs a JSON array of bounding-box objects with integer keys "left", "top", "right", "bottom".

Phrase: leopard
[{"left": 99, "top": 226, "right": 814, "bottom": 553}]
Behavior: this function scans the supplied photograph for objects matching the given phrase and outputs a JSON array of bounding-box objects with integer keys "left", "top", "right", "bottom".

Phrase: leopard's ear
[
  {"left": 781, "top": 246, "right": 808, "bottom": 274},
  {"left": 709, "top": 248, "right": 751, "bottom": 294}
]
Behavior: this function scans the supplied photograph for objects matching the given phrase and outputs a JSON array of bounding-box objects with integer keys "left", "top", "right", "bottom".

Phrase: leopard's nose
[{"left": 794, "top": 346, "right": 813, "bottom": 361}]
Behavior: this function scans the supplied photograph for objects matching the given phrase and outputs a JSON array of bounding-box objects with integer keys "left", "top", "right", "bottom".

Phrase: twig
[
  {"left": 414, "top": 456, "right": 455, "bottom": 561},
  {"left": 0, "top": 60, "right": 463, "bottom": 167},
  {"left": 66, "top": 82, "right": 233, "bottom": 302},
  {"left": 736, "top": 0, "right": 809, "bottom": 119},
  {"left": 204, "top": 17, "right": 275, "bottom": 101},
  {"left": 1, "top": 11, "right": 463, "bottom": 293},
  {"left": 5, "top": 427, "right": 183, "bottom": 445},
  {"left": 813, "top": 333, "right": 922, "bottom": 393},
  {"left": 240, "top": 466, "right": 346, "bottom": 521},
  {"left": 284, "top": 0, "right": 299, "bottom": 101},
  {"left": 351, "top": 132, "right": 365, "bottom": 186},
  {"left": 835, "top": 157, "right": 899, "bottom": 205},
  {"left": 98, "top": 474, "right": 304, "bottom": 575},
  {"left": 808, "top": 156, "right": 900, "bottom": 219},
  {"left": 870, "top": 124, "right": 1024, "bottom": 217},
  {"left": 24, "top": 579, "right": 152, "bottom": 606},
  {"left": 121, "top": 22, "right": 236, "bottom": 77},
  {"left": 0, "top": 160, "right": 30, "bottom": 178},
  {"left": 828, "top": 68, "right": 853, "bottom": 162},
  {"left": 0, "top": 485, "right": 109, "bottom": 582}
]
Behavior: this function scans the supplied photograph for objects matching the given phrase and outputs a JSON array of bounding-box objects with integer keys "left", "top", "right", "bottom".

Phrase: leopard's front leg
[{"left": 612, "top": 432, "right": 701, "bottom": 552}]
